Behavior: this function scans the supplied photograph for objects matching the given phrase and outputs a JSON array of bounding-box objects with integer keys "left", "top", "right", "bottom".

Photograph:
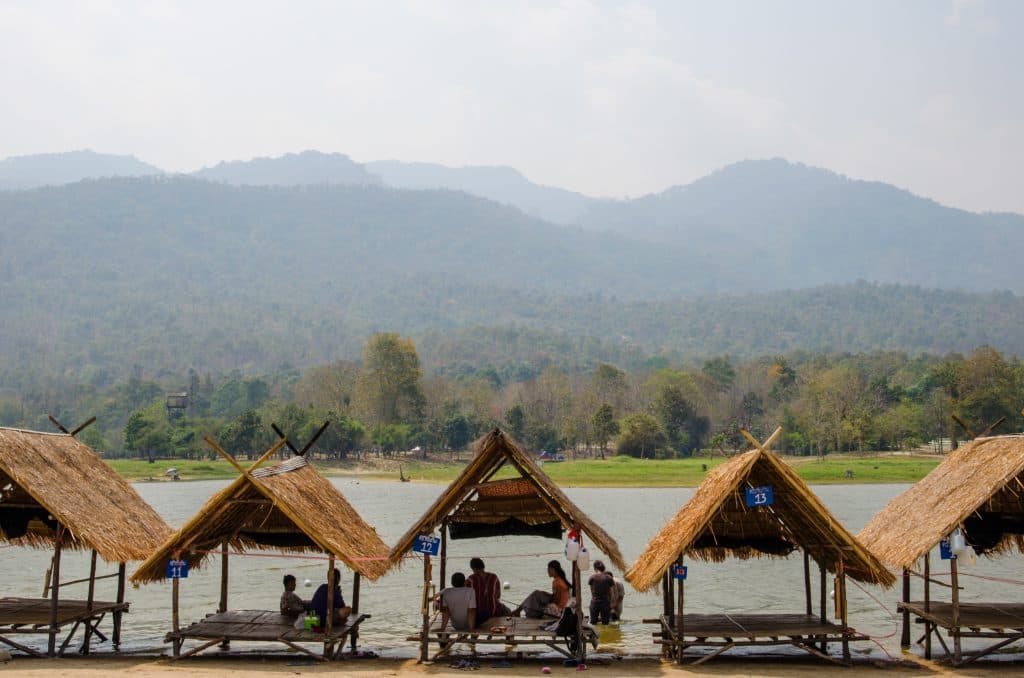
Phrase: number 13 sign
[{"left": 745, "top": 486, "right": 774, "bottom": 507}]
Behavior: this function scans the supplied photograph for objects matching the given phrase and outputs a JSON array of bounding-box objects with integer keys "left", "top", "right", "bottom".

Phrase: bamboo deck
[
  {"left": 648, "top": 613, "right": 864, "bottom": 665},
  {"left": 0, "top": 596, "right": 128, "bottom": 657},
  {"left": 408, "top": 615, "right": 598, "bottom": 660},
  {"left": 900, "top": 600, "right": 1024, "bottom": 664},
  {"left": 167, "top": 609, "right": 368, "bottom": 661}
]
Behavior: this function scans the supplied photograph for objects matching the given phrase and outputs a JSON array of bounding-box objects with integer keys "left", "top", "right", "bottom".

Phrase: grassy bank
[{"left": 106, "top": 453, "right": 942, "bottom": 486}]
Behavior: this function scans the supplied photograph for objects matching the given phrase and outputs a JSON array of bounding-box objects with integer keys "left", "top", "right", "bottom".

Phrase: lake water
[{"left": 3, "top": 479, "right": 1021, "bottom": 660}]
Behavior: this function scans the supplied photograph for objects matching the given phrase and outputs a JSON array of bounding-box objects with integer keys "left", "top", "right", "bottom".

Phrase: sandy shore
[{"left": 0, "top": 655, "right": 1017, "bottom": 677}]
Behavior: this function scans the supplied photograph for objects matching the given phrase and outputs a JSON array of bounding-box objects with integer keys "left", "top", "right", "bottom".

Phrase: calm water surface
[{"left": 3, "top": 480, "right": 1020, "bottom": 659}]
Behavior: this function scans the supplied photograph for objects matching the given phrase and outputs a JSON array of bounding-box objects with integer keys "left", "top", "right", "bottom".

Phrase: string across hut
[
  {"left": 859, "top": 433, "right": 1024, "bottom": 665},
  {"left": 0, "top": 425, "right": 172, "bottom": 657},
  {"left": 130, "top": 436, "right": 390, "bottom": 661},
  {"left": 387, "top": 428, "right": 625, "bottom": 663},
  {"left": 625, "top": 427, "right": 894, "bottom": 666}
]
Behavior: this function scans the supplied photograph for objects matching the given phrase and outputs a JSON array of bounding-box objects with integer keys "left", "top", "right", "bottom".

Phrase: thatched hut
[
  {"left": 859, "top": 433, "right": 1024, "bottom": 664},
  {"left": 0, "top": 426, "right": 172, "bottom": 657},
  {"left": 131, "top": 438, "right": 390, "bottom": 660},
  {"left": 625, "top": 428, "right": 894, "bottom": 665},
  {"left": 388, "top": 428, "right": 625, "bottom": 662}
]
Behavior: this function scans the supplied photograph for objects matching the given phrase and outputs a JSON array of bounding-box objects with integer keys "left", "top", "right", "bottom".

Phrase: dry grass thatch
[
  {"left": 131, "top": 454, "right": 390, "bottom": 583},
  {"left": 387, "top": 428, "right": 626, "bottom": 571},
  {"left": 625, "top": 436, "right": 895, "bottom": 592},
  {"left": 858, "top": 434, "right": 1024, "bottom": 570},
  {"left": 0, "top": 426, "right": 172, "bottom": 562}
]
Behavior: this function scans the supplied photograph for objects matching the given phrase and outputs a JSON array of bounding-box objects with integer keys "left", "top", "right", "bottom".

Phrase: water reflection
[{"left": 1, "top": 479, "right": 1019, "bottom": 659}]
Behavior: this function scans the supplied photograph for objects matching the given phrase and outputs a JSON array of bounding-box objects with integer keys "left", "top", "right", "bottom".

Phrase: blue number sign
[
  {"left": 413, "top": 534, "right": 441, "bottom": 556},
  {"left": 939, "top": 538, "right": 952, "bottom": 560},
  {"left": 745, "top": 486, "right": 774, "bottom": 507},
  {"left": 166, "top": 559, "right": 189, "bottom": 579},
  {"left": 672, "top": 565, "right": 688, "bottom": 580}
]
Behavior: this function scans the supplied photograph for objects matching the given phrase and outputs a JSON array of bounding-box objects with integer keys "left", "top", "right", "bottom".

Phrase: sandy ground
[{"left": 0, "top": 655, "right": 1019, "bottom": 677}]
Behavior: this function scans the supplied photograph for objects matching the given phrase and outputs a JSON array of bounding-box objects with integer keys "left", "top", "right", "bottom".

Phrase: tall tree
[{"left": 355, "top": 333, "right": 425, "bottom": 426}]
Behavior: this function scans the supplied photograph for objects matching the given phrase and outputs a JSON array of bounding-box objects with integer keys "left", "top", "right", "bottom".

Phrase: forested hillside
[{"left": 0, "top": 150, "right": 161, "bottom": 190}]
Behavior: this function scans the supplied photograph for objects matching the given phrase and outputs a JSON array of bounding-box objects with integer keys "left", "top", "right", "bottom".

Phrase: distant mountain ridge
[
  {"left": 193, "top": 150, "right": 380, "bottom": 186},
  {"left": 0, "top": 150, "right": 162, "bottom": 190},
  {"left": 366, "top": 159, "right": 597, "bottom": 223}
]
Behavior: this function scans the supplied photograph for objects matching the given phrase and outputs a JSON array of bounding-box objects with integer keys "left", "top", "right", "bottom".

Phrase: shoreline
[{"left": 0, "top": 654, "right": 1006, "bottom": 676}]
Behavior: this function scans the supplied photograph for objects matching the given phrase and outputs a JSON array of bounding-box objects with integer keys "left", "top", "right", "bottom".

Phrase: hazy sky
[{"left": 2, "top": 0, "right": 1021, "bottom": 213}]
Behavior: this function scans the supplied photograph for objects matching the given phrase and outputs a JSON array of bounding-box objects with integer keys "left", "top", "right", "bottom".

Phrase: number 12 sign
[{"left": 745, "top": 486, "right": 774, "bottom": 507}]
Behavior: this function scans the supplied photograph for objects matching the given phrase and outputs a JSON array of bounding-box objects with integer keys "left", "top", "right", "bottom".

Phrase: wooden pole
[
  {"left": 171, "top": 577, "right": 180, "bottom": 657},
  {"left": 350, "top": 571, "right": 362, "bottom": 654},
  {"left": 325, "top": 555, "right": 336, "bottom": 659},
  {"left": 48, "top": 527, "right": 63, "bottom": 657},
  {"left": 440, "top": 520, "right": 448, "bottom": 591},
  {"left": 803, "top": 550, "right": 812, "bottom": 615},
  {"left": 113, "top": 563, "right": 126, "bottom": 650},
  {"left": 573, "top": 559, "right": 584, "bottom": 662},
  {"left": 661, "top": 572, "right": 670, "bottom": 658},
  {"left": 924, "top": 552, "right": 931, "bottom": 659},
  {"left": 675, "top": 556, "right": 685, "bottom": 665},
  {"left": 818, "top": 558, "right": 827, "bottom": 652},
  {"left": 219, "top": 542, "right": 229, "bottom": 613},
  {"left": 900, "top": 567, "right": 911, "bottom": 648},
  {"left": 951, "top": 554, "right": 961, "bottom": 663},
  {"left": 419, "top": 554, "right": 432, "bottom": 662},
  {"left": 81, "top": 549, "right": 98, "bottom": 654},
  {"left": 839, "top": 557, "right": 850, "bottom": 664}
]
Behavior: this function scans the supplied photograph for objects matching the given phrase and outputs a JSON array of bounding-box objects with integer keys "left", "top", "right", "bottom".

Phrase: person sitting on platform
[
  {"left": 309, "top": 568, "right": 352, "bottom": 628},
  {"left": 280, "top": 574, "right": 306, "bottom": 617},
  {"left": 440, "top": 572, "right": 477, "bottom": 631},
  {"left": 511, "top": 560, "right": 571, "bottom": 619},
  {"left": 587, "top": 560, "right": 614, "bottom": 624},
  {"left": 466, "top": 557, "right": 510, "bottom": 625}
]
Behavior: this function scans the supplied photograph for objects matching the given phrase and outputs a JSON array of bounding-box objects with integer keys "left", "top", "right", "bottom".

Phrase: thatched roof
[
  {"left": 388, "top": 429, "right": 626, "bottom": 571},
  {"left": 0, "top": 426, "right": 172, "bottom": 562},
  {"left": 131, "top": 454, "right": 390, "bottom": 583},
  {"left": 859, "top": 434, "right": 1024, "bottom": 570},
  {"left": 625, "top": 438, "right": 895, "bottom": 592}
]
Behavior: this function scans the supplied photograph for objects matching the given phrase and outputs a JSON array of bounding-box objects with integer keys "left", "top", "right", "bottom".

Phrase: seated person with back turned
[
  {"left": 440, "top": 572, "right": 477, "bottom": 631},
  {"left": 280, "top": 574, "right": 306, "bottom": 616},
  {"left": 309, "top": 568, "right": 352, "bottom": 629},
  {"left": 466, "top": 557, "right": 511, "bottom": 625}
]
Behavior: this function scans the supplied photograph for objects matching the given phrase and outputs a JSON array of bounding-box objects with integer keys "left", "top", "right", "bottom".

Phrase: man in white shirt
[{"left": 440, "top": 572, "right": 477, "bottom": 631}]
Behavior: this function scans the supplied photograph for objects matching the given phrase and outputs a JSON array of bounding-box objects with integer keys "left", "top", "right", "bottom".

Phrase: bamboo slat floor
[
  {"left": 166, "top": 609, "right": 369, "bottom": 661},
  {"left": 647, "top": 613, "right": 865, "bottom": 665},
  {"left": 407, "top": 615, "right": 598, "bottom": 661},
  {"left": 899, "top": 600, "right": 1024, "bottom": 664},
  {"left": 0, "top": 596, "right": 128, "bottom": 657}
]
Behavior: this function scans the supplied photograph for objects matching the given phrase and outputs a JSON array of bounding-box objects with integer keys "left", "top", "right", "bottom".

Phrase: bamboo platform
[
  {"left": 166, "top": 609, "right": 369, "bottom": 661},
  {"left": 0, "top": 596, "right": 128, "bottom": 657},
  {"left": 900, "top": 600, "right": 1024, "bottom": 664},
  {"left": 407, "top": 615, "right": 598, "bottom": 661},
  {"left": 646, "top": 613, "right": 864, "bottom": 665}
]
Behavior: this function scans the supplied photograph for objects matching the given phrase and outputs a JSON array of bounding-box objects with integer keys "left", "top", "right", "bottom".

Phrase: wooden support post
[
  {"left": 324, "top": 555, "right": 336, "bottom": 659},
  {"left": 48, "top": 527, "right": 64, "bottom": 657},
  {"left": 172, "top": 577, "right": 180, "bottom": 657},
  {"left": 839, "top": 557, "right": 850, "bottom": 664},
  {"left": 661, "top": 572, "right": 670, "bottom": 658},
  {"left": 803, "top": 550, "right": 812, "bottom": 616},
  {"left": 350, "top": 572, "right": 362, "bottom": 654},
  {"left": 900, "top": 567, "right": 911, "bottom": 648},
  {"left": 440, "top": 520, "right": 448, "bottom": 591},
  {"left": 219, "top": 542, "right": 229, "bottom": 613},
  {"left": 924, "top": 553, "right": 931, "bottom": 659},
  {"left": 819, "top": 558, "right": 827, "bottom": 652},
  {"left": 951, "top": 554, "right": 961, "bottom": 663},
  {"left": 675, "top": 556, "right": 685, "bottom": 665},
  {"left": 113, "top": 562, "right": 126, "bottom": 650},
  {"left": 419, "top": 554, "right": 432, "bottom": 662},
  {"left": 573, "top": 559, "right": 584, "bottom": 662},
  {"left": 81, "top": 549, "right": 98, "bottom": 654}
]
